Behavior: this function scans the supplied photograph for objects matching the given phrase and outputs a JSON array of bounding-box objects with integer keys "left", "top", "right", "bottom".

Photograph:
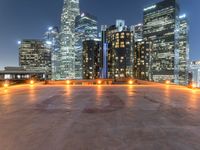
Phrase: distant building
[
  {"left": 0, "top": 67, "right": 45, "bottom": 81},
  {"left": 19, "top": 40, "right": 52, "bottom": 79},
  {"left": 82, "top": 39, "right": 102, "bottom": 79},
  {"left": 131, "top": 23, "right": 143, "bottom": 42},
  {"left": 44, "top": 26, "right": 60, "bottom": 49},
  {"left": 178, "top": 14, "right": 189, "bottom": 85},
  {"left": 190, "top": 61, "right": 200, "bottom": 88},
  {"left": 59, "top": 0, "right": 80, "bottom": 80},
  {"left": 101, "top": 25, "right": 108, "bottom": 79},
  {"left": 143, "top": 0, "right": 180, "bottom": 83},
  {"left": 75, "top": 12, "right": 98, "bottom": 79},
  {"left": 133, "top": 41, "right": 150, "bottom": 80},
  {"left": 103, "top": 20, "right": 134, "bottom": 80},
  {"left": 44, "top": 26, "right": 60, "bottom": 80}
]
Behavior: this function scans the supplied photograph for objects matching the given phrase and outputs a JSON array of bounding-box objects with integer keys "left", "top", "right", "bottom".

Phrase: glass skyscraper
[
  {"left": 75, "top": 13, "right": 98, "bottom": 79},
  {"left": 178, "top": 14, "right": 189, "bottom": 85},
  {"left": 44, "top": 26, "right": 60, "bottom": 80},
  {"left": 59, "top": 0, "right": 80, "bottom": 80},
  {"left": 143, "top": 0, "right": 180, "bottom": 83},
  {"left": 101, "top": 25, "right": 108, "bottom": 79}
]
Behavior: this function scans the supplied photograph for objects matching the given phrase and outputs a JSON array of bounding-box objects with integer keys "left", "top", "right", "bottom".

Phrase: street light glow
[
  {"left": 97, "top": 80, "right": 102, "bottom": 85},
  {"left": 3, "top": 83, "right": 9, "bottom": 88},
  {"left": 66, "top": 80, "right": 71, "bottom": 85},
  {"left": 192, "top": 83, "right": 197, "bottom": 88},
  {"left": 30, "top": 80, "right": 34, "bottom": 85},
  {"left": 128, "top": 80, "right": 133, "bottom": 85},
  {"left": 165, "top": 80, "right": 171, "bottom": 84}
]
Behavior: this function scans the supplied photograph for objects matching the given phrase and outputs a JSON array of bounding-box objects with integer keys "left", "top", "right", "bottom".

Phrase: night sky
[{"left": 0, "top": 0, "right": 199, "bottom": 69}]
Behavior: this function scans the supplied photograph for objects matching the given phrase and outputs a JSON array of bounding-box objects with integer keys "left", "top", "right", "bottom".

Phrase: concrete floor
[{"left": 0, "top": 84, "right": 200, "bottom": 150}]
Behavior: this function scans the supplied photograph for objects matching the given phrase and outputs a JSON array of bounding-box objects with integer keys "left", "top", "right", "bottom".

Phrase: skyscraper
[
  {"left": 82, "top": 39, "right": 102, "bottom": 79},
  {"left": 101, "top": 25, "right": 108, "bottom": 79},
  {"left": 133, "top": 41, "right": 150, "bottom": 80},
  {"left": 143, "top": 0, "right": 180, "bottom": 83},
  {"left": 178, "top": 14, "right": 189, "bottom": 85},
  {"left": 44, "top": 26, "right": 60, "bottom": 80},
  {"left": 75, "top": 13, "right": 98, "bottom": 79},
  {"left": 59, "top": 0, "right": 80, "bottom": 80},
  {"left": 104, "top": 20, "right": 134, "bottom": 80},
  {"left": 44, "top": 27, "right": 60, "bottom": 49}
]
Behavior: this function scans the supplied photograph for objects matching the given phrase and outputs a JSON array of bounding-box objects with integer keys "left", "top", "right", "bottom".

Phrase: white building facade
[{"left": 190, "top": 61, "right": 200, "bottom": 88}]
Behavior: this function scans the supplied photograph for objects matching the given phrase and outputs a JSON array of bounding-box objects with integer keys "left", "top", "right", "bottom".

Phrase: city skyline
[
  {"left": 1, "top": 1, "right": 200, "bottom": 149},
  {"left": 0, "top": 0, "right": 199, "bottom": 69}
]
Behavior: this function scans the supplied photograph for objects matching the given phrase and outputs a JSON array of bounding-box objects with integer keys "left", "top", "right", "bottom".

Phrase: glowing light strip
[
  {"left": 179, "top": 14, "right": 186, "bottom": 19},
  {"left": 144, "top": 5, "right": 156, "bottom": 11}
]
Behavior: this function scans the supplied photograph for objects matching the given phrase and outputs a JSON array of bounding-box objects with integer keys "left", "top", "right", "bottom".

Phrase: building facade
[
  {"left": 178, "top": 14, "right": 189, "bottom": 85},
  {"left": 0, "top": 67, "right": 45, "bottom": 81},
  {"left": 44, "top": 26, "right": 60, "bottom": 80},
  {"left": 190, "top": 61, "right": 200, "bottom": 88},
  {"left": 143, "top": 0, "right": 180, "bottom": 83},
  {"left": 133, "top": 41, "right": 150, "bottom": 80},
  {"left": 59, "top": 0, "right": 80, "bottom": 80},
  {"left": 101, "top": 25, "right": 108, "bottom": 79},
  {"left": 131, "top": 23, "right": 143, "bottom": 42},
  {"left": 82, "top": 39, "right": 102, "bottom": 79},
  {"left": 19, "top": 40, "right": 52, "bottom": 79},
  {"left": 75, "top": 13, "right": 98, "bottom": 79},
  {"left": 104, "top": 20, "right": 134, "bottom": 80}
]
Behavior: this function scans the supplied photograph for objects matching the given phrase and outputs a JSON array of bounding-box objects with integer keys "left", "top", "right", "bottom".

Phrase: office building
[
  {"left": 131, "top": 23, "right": 143, "bottom": 42},
  {"left": 100, "top": 25, "right": 108, "bottom": 79},
  {"left": 59, "top": 0, "right": 80, "bottom": 80},
  {"left": 133, "top": 41, "right": 151, "bottom": 80},
  {"left": 44, "top": 26, "right": 60, "bottom": 80},
  {"left": 75, "top": 13, "right": 98, "bottom": 79},
  {"left": 0, "top": 67, "right": 45, "bottom": 81},
  {"left": 105, "top": 20, "right": 134, "bottom": 80},
  {"left": 44, "top": 26, "right": 60, "bottom": 49},
  {"left": 143, "top": 0, "right": 180, "bottom": 83},
  {"left": 82, "top": 39, "right": 102, "bottom": 79},
  {"left": 178, "top": 14, "right": 189, "bottom": 85},
  {"left": 19, "top": 40, "right": 52, "bottom": 79}
]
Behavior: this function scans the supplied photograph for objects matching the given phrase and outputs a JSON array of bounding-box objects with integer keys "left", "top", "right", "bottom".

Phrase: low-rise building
[
  {"left": 19, "top": 40, "right": 52, "bottom": 79},
  {"left": 190, "top": 61, "right": 200, "bottom": 88},
  {"left": 0, "top": 67, "right": 45, "bottom": 81}
]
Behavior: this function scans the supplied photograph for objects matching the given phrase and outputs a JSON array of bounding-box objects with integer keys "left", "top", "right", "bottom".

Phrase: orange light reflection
[
  {"left": 126, "top": 85, "right": 135, "bottom": 107},
  {"left": 96, "top": 85, "right": 103, "bottom": 106}
]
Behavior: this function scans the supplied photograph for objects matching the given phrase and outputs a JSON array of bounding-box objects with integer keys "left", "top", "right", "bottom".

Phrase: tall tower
[
  {"left": 178, "top": 14, "right": 189, "bottom": 85},
  {"left": 44, "top": 26, "right": 60, "bottom": 80},
  {"left": 75, "top": 12, "right": 98, "bottom": 79},
  {"left": 143, "top": 0, "right": 180, "bottom": 83},
  {"left": 105, "top": 20, "right": 134, "bottom": 80},
  {"left": 59, "top": 0, "right": 80, "bottom": 80}
]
